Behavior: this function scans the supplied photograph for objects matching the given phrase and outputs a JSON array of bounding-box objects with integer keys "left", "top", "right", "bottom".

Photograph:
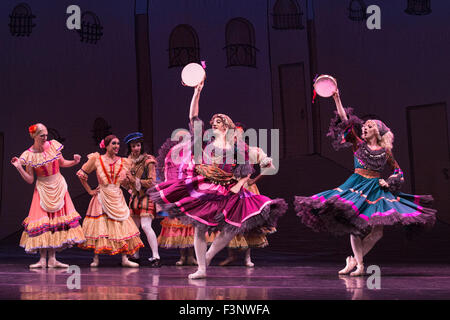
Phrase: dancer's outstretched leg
[
  {"left": 189, "top": 226, "right": 208, "bottom": 279},
  {"left": 206, "top": 231, "right": 235, "bottom": 267}
]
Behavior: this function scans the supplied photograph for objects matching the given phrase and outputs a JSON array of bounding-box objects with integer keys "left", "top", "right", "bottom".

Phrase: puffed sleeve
[
  {"left": 83, "top": 153, "right": 99, "bottom": 173},
  {"left": 140, "top": 155, "right": 157, "bottom": 189}
]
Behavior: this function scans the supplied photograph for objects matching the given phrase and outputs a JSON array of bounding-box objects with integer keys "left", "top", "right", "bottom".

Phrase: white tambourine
[
  {"left": 181, "top": 63, "right": 206, "bottom": 87},
  {"left": 313, "top": 74, "right": 338, "bottom": 98}
]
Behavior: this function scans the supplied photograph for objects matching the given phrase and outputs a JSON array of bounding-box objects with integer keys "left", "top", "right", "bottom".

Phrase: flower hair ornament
[
  {"left": 28, "top": 124, "right": 38, "bottom": 135},
  {"left": 99, "top": 139, "right": 106, "bottom": 149}
]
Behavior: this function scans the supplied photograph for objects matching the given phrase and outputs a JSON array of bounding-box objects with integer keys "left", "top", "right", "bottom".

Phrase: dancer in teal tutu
[{"left": 294, "top": 88, "right": 436, "bottom": 276}]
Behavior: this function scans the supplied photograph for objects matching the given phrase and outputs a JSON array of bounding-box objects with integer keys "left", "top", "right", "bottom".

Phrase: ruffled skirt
[
  {"left": 149, "top": 175, "right": 287, "bottom": 234},
  {"left": 157, "top": 217, "right": 195, "bottom": 248},
  {"left": 79, "top": 194, "right": 144, "bottom": 255},
  {"left": 20, "top": 189, "right": 85, "bottom": 253},
  {"left": 294, "top": 173, "right": 436, "bottom": 237}
]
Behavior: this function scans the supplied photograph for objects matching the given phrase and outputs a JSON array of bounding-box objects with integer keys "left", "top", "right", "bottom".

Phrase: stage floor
[{"left": 1, "top": 259, "right": 450, "bottom": 300}]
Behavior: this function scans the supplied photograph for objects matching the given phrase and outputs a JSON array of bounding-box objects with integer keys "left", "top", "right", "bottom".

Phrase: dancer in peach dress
[{"left": 77, "top": 135, "right": 144, "bottom": 267}]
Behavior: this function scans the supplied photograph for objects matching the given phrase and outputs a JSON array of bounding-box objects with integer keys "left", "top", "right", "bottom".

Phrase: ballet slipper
[
  {"left": 350, "top": 263, "right": 365, "bottom": 277},
  {"left": 245, "top": 260, "right": 255, "bottom": 268},
  {"left": 188, "top": 269, "right": 207, "bottom": 279},
  {"left": 176, "top": 256, "right": 186, "bottom": 266},
  {"left": 29, "top": 260, "right": 47, "bottom": 269},
  {"left": 90, "top": 256, "right": 99, "bottom": 268},
  {"left": 48, "top": 259, "right": 69, "bottom": 268},
  {"left": 338, "top": 256, "right": 357, "bottom": 275}
]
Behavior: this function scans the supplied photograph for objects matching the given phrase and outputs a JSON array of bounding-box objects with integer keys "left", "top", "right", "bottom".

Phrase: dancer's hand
[
  {"left": 11, "top": 157, "right": 22, "bottom": 168},
  {"left": 73, "top": 154, "right": 81, "bottom": 164},
  {"left": 247, "top": 178, "right": 255, "bottom": 186},
  {"left": 194, "top": 78, "right": 205, "bottom": 94},
  {"left": 333, "top": 88, "right": 340, "bottom": 100},
  {"left": 378, "top": 179, "right": 389, "bottom": 188},
  {"left": 89, "top": 186, "right": 100, "bottom": 196}
]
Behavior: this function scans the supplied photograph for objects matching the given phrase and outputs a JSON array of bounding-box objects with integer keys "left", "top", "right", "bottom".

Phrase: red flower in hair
[{"left": 28, "top": 124, "right": 37, "bottom": 134}]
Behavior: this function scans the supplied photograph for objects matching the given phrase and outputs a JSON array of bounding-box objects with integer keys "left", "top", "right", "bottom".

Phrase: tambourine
[
  {"left": 181, "top": 62, "right": 206, "bottom": 87},
  {"left": 313, "top": 75, "right": 338, "bottom": 98}
]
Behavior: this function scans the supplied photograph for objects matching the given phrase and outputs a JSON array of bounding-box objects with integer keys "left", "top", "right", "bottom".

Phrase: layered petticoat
[
  {"left": 149, "top": 174, "right": 287, "bottom": 235},
  {"left": 79, "top": 194, "right": 144, "bottom": 255},
  {"left": 157, "top": 217, "right": 195, "bottom": 249},
  {"left": 20, "top": 189, "right": 85, "bottom": 253}
]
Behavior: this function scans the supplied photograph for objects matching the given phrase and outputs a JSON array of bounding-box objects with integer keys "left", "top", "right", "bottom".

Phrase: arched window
[
  {"left": 224, "top": 18, "right": 257, "bottom": 68},
  {"left": 168, "top": 24, "right": 200, "bottom": 68},
  {"left": 77, "top": 11, "right": 103, "bottom": 44},
  {"left": 272, "top": 0, "right": 304, "bottom": 30},
  {"left": 405, "top": 0, "right": 431, "bottom": 15},
  {"left": 9, "top": 3, "right": 36, "bottom": 37},
  {"left": 348, "top": 0, "right": 367, "bottom": 21}
]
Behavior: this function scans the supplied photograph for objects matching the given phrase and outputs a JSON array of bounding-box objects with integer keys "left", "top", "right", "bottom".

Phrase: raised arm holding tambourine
[{"left": 294, "top": 76, "right": 437, "bottom": 276}]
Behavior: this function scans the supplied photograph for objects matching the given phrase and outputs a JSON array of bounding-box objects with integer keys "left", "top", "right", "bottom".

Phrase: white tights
[
  {"left": 190, "top": 226, "right": 235, "bottom": 278},
  {"left": 133, "top": 216, "right": 160, "bottom": 259}
]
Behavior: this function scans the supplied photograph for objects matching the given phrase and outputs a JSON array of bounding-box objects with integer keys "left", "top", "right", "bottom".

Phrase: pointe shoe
[
  {"left": 188, "top": 270, "right": 207, "bottom": 279},
  {"left": 48, "top": 259, "right": 69, "bottom": 268},
  {"left": 122, "top": 258, "right": 139, "bottom": 268},
  {"left": 29, "top": 260, "right": 47, "bottom": 269},
  {"left": 350, "top": 263, "right": 365, "bottom": 277},
  {"left": 338, "top": 256, "right": 357, "bottom": 275}
]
